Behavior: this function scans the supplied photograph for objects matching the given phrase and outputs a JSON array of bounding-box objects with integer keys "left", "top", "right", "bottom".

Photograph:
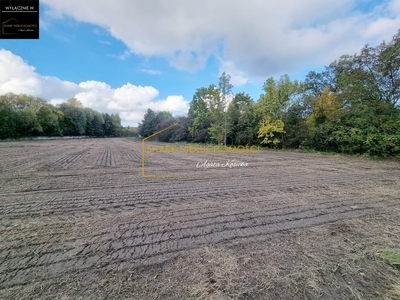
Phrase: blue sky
[{"left": 0, "top": 0, "right": 399, "bottom": 126}]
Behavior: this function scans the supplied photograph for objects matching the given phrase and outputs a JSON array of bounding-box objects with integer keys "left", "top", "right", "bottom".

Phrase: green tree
[
  {"left": 157, "top": 111, "right": 173, "bottom": 120},
  {"left": 16, "top": 108, "right": 43, "bottom": 137},
  {"left": 219, "top": 72, "right": 233, "bottom": 145},
  {"left": 59, "top": 114, "right": 76, "bottom": 136},
  {"left": 138, "top": 109, "right": 157, "bottom": 137},
  {"left": 84, "top": 108, "right": 96, "bottom": 136},
  {"left": 173, "top": 116, "right": 191, "bottom": 141},
  {"left": 154, "top": 116, "right": 190, "bottom": 142},
  {"left": 235, "top": 102, "right": 262, "bottom": 145},
  {"left": 67, "top": 97, "right": 84, "bottom": 108},
  {"left": 58, "top": 103, "right": 87, "bottom": 135},
  {"left": 306, "top": 87, "right": 340, "bottom": 128},
  {"left": 355, "top": 30, "right": 400, "bottom": 108},
  {"left": 138, "top": 109, "right": 173, "bottom": 138},
  {"left": 226, "top": 92, "right": 253, "bottom": 145},
  {"left": 188, "top": 86, "right": 216, "bottom": 143},
  {"left": 281, "top": 102, "right": 309, "bottom": 148},
  {"left": 36, "top": 105, "right": 62, "bottom": 136},
  {"left": 111, "top": 114, "right": 123, "bottom": 137},
  {"left": 300, "top": 30, "right": 400, "bottom": 156},
  {"left": 121, "top": 126, "right": 138, "bottom": 137},
  {"left": 258, "top": 116, "right": 285, "bottom": 146},
  {"left": 0, "top": 93, "right": 49, "bottom": 137},
  {"left": 0, "top": 93, "right": 123, "bottom": 139},
  {"left": 205, "top": 84, "right": 224, "bottom": 144},
  {"left": 0, "top": 99, "right": 16, "bottom": 138},
  {"left": 256, "top": 74, "right": 300, "bottom": 120},
  {"left": 92, "top": 112, "right": 105, "bottom": 136},
  {"left": 103, "top": 113, "right": 114, "bottom": 136}
]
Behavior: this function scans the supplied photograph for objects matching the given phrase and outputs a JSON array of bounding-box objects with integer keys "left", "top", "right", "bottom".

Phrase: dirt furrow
[
  {"left": 95, "top": 147, "right": 117, "bottom": 167},
  {"left": 1, "top": 169, "right": 393, "bottom": 200},
  {"left": 1, "top": 138, "right": 400, "bottom": 299},
  {"left": 0, "top": 172, "right": 396, "bottom": 220},
  {"left": 1, "top": 199, "right": 395, "bottom": 289},
  {"left": 1, "top": 196, "right": 398, "bottom": 261},
  {"left": 53, "top": 149, "right": 89, "bottom": 169}
]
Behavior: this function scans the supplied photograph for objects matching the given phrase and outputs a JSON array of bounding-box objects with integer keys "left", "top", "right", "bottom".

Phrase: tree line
[
  {"left": 0, "top": 95, "right": 137, "bottom": 138},
  {"left": 139, "top": 29, "right": 400, "bottom": 157},
  {"left": 1, "top": 30, "right": 398, "bottom": 157}
]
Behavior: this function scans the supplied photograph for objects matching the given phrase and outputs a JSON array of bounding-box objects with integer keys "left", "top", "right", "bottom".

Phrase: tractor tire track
[
  {"left": 1, "top": 195, "right": 398, "bottom": 255},
  {"left": 1, "top": 138, "right": 400, "bottom": 296},
  {"left": 95, "top": 147, "right": 116, "bottom": 167},
  {"left": 1, "top": 196, "right": 398, "bottom": 288},
  {"left": 0, "top": 172, "right": 396, "bottom": 220},
  {"left": 53, "top": 149, "right": 89, "bottom": 169}
]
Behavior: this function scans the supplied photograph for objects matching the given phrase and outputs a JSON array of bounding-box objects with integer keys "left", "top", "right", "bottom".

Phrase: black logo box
[{"left": 1, "top": 0, "right": 39, "bottom": 39}]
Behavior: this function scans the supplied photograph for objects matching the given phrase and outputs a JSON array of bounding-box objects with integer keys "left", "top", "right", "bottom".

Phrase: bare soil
[{"left": 0, "top": 138, "right": 399, "bottom": 299}]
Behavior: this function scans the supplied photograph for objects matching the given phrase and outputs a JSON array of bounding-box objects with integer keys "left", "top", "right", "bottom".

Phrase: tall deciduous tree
[
  {"left": 219, "top": 72, "right": 233, "bottom": 145},
  {"left": 0, "top": 99, "right": 16, "bottom": 138},
  {"left": 36, "top": 105, "right": 62, "bottom": 136},
  {"left": 16, "top": 108, "right": 42, "bottom": 137},
  {"left": 281, "top": 102, "right": 309, "bottom": 148},
  {"left": 0, "top": 93, "right": 47, "bottom": 137},
  {"left": 306, "top": 87, "right": 340, "bottom": 128},
  {"left": 256, "top": 74, "right": 300, "bottom": 121},
  {"left": 235, "top": 101, "right": 261, "bottom": 145},
  {"left": 188, "top": 85, "right": 217, "bottom": 143},
  {"left": 356, "top": 30, "right": 400, "bottom": 108},
  {"left": 58, "top": 103, "right": 87, "bottom": 135},
  {"left": 258, "top": 116, "right": 285, "bottom": 146},
  {"left": 67, "top": 97, "right": 84, "bottom": 108},
  {"left": 111, "top": 114, "right": 123, "bottom": 137},
  {"left": 103, "top": 113, "right": 114, "bottom": 136},
  {"left": 226, "top": 92, "right": 253, "bottom": 145},
  {"left": 92, "top": 111, "right": 105, "bottom": 136},
  {"left": 206, "top": 83, "right": 224, "bottom": 144}
]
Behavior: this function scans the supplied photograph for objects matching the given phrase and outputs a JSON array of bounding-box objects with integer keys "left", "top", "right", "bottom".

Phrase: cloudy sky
[{"left": 0, "top": 0, "right": 399, "bottom": 126}]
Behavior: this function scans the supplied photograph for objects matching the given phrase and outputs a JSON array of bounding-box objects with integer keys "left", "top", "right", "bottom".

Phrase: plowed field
[{"left": 1, "top": 138, "right": 399, "bottom": 299}]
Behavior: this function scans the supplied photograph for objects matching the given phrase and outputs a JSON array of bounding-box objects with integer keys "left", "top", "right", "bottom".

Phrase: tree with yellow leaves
[
  {"left": 258, "top": 116, "right": 285, "bottom": 145},
  {"left": 306, "top": 87, "right": 340, "bottom": 128}
]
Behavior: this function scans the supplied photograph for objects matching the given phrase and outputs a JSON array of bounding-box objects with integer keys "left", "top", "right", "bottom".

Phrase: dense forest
[
  {"left": 0, "top": 95, "right": 137, "bottom": 138},
  {"left": 139, "top": 30, "right": 400, "bottom": 157}
]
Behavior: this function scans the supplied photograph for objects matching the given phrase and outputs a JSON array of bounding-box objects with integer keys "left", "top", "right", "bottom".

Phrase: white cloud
[
  {"left": 169, "top": 50, "right": 212, "bottom": 72},
  {"left": 108, "top": 49, "right": 131, "bottom": 60},
  {"left": 148, "top": 95, "right": 188, "bottom": 115},
  {"left": 0, "top": 49, "right": 82, "bottom": 98},
  {"left": 49, "top": 98, "right": 65, "bottom": 106},
  {"left": 141, "top": 69, "right": 161, "bottom": 75},
  {"left": 39, "top": 18, "right": 50, "bottom": 30},
  {"left": 41, "top": 0, "right": 400, "bottom": 80},
  {"left": 363, "top": 0, "right": 400, "bottom": 39},
  {"left": 119, "top": 111, "right": 145, "bottom": 124},
  {"left": 0, "top": 49, "right": 189, "bottom": 126},
  {"left": 219, "top": 60, "right": 249, "bottom": 86},
  {"left": 99, "top": 40, "right": 111, "bottom": 45}
]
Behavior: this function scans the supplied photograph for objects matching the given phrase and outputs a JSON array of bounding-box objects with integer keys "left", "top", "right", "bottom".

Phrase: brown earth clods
[{"left": 0, "top": 138, "right": 399, "bottom": 299}]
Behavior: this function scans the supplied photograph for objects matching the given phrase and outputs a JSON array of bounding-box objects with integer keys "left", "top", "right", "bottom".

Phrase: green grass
[
  {"left": 376, "top": 249, "right": 400, "bottom": 300},
  {"left": 383, "top": 285, "right": 400, "bottom": 300},
  {"left": 376, "top": 249, "right": 400, "bottom": 269}
]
